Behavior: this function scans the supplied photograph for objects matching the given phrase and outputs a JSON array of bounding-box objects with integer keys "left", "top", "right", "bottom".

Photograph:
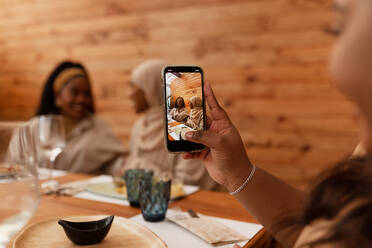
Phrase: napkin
[
  {"left": 41, "top": 179, "right": 86, "bottom": 195},
  {"left": 41, "top": 175, "right": 109, "bottom": 196},
  {"left": 166, "top": 209, "right": 249, "bottom": 246}
]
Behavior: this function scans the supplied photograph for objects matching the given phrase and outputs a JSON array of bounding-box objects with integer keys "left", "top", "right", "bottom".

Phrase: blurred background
[{"left": 0, "top": 0, "right": 359, "bottom": 189}]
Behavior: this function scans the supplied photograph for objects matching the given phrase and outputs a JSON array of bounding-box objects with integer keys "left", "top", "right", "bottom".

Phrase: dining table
[{"left": 8, "top": 172, "right": 274, "bottom": 248}]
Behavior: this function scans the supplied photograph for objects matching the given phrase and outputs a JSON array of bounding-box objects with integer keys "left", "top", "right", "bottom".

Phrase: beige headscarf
[
  {"left": 131, "top": 59, "right": 167, "bottom": 151},
  {"left": 188, "top": 96, "right": 204, "bottom": 130}
]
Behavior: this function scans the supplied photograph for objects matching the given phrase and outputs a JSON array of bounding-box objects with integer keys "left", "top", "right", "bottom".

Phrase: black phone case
[{"left": 162, "top": 65, "right": 206, "bottom": 153}]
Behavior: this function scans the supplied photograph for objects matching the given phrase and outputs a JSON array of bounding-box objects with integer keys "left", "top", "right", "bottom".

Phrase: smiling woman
[
  {"left": 32, "top": 61, "right": 126, "bottom": 175},
  {"left": 36, "top": 62, "right": 95, "bottom": 120}
]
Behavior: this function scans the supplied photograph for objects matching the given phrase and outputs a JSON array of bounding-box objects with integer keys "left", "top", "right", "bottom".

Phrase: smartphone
[{"left": 162, "top": 65, "right": 206, "bottom": 152}]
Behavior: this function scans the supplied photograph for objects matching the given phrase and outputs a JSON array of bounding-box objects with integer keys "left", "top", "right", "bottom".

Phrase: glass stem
[{"left": 47, "top": 157, "right": 53, "bottom": 180}]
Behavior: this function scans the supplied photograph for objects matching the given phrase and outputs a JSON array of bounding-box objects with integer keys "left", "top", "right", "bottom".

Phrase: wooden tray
[{"left": 12, "top": 215, "right": 167, "bottom": 248}]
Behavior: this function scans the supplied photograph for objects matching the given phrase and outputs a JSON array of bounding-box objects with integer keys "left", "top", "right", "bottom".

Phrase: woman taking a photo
[{"left": 184, "top": 0, "right": 372, "bottom": 247}]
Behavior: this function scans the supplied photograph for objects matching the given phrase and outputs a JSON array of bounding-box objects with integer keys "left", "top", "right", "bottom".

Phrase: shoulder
[
  {"left": 28, "top": 116, "right": 39, "bottom": 124},
  {"left": 27, "top": 116, "right": 41, "bottom": 130}
]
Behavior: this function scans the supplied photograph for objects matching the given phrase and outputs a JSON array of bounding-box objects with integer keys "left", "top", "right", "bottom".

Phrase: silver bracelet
[{"left": 229, "top": 165, "right": 256, "bottom": 196}]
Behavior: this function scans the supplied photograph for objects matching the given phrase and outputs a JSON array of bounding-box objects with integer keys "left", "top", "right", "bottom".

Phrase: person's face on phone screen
[{"left": 176, "top": 98, "right": 185, "bottom": 108}]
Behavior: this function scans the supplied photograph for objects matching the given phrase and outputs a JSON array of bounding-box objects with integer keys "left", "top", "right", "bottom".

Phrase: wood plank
[{"left": 0, "top": 0, "right": 357, "bottom": 189}]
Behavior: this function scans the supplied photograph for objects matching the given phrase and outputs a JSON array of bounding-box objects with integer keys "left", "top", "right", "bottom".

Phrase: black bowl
[{"left": 58, "top": 216, "right": 114, "bottom": 245}]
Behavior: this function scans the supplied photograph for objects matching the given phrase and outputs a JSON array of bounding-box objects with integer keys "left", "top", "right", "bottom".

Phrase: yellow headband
[{"left": 53, "top": 68, "right": 86, "bottom": 94}]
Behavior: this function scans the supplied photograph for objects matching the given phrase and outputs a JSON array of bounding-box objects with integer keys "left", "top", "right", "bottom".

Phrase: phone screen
[{"left": 163, "top": 66, "right": 206, "bottom": 152}]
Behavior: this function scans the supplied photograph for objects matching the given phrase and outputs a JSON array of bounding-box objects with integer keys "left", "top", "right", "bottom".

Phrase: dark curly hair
[
  {"left": 35, "top": 61, "right": 95, "bottom": 116},
  {"left": 276, "top": 156, "right": 372, "bottom": 248},
  {"left": 174, "top": 96, "right": 185, "bottom": 108}
]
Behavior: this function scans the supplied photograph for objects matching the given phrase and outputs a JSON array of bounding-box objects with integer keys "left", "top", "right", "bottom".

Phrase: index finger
[{"left": 204, "top": 82, "right": 228, "bottom": 121}]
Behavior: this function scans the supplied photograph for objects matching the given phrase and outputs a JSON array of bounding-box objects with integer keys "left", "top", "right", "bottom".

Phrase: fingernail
[{"left": 185, "top": 132, "right": 193, "bottom": 139}]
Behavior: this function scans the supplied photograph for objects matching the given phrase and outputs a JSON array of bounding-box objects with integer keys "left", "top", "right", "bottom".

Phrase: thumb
[{"left": 185, "top": 130, "right": 221, "bottom": 149}]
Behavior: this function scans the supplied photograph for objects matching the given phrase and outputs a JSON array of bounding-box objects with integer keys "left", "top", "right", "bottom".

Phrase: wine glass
[
  {"left": 38, "top": 115, "right": 66, "bottom": 179},
  {"left": 0, "top": 124, "right": 40, "bottom": 248}
]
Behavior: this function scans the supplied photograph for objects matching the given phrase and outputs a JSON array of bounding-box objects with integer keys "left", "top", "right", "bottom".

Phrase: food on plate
[
  {"left": 112, "top": 176, "right": 125, "bottom": 187},
  {"left": 115, "top": 181, "right": 185, "bottom": 199},
  {"left": 116, "top": 184, "right": 127, "bottom": 196},
  {"left": 172, "top": 125, "right": 193, "bottom": 140},
  {"left": 170, "top": 183, "right": 186, "bottom": 199}
]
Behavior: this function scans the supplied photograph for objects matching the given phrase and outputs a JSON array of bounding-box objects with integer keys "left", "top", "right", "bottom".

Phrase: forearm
[{"left": 232, "top": 166, "right": 305, "bottom": 248}]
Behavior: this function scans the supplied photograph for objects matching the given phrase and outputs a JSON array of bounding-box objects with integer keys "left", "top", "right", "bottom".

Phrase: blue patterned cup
[
  {"left": 139, "top": 177, "right": 171, "bottom": 222},
  {"left": 124, "top": 169, "right": 153, "bottom": 207}
]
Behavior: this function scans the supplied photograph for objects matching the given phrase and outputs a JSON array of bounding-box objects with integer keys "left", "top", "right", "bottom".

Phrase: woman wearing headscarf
[
  {"left": 29, "top": 61, "right": 125, "bottom": 174},
  {"left": 124, "top": 59, "right": 216, "bottom": 190},
  {"left": 186, "top": 96, "right": 204, "bottom": 130},
  {"left": 170, "top": 97, "right": 189, "bottom": 123}
]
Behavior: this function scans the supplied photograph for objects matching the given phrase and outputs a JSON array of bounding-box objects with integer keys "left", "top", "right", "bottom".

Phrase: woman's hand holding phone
[
  {"left": 183, "top": 82, "right": 254, "bottom": 192},
  {"left": 185, "top": 83, "right": 305, "bottom": 248}
]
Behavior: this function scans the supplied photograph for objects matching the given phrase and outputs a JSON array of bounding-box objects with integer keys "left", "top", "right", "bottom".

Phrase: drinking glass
[
  {"left": 139, "top": 177, "right": 171, "bottom": 222},
  {"left": 0, "top": 124, "right": 40, "bottom": 248},
  {"left": 38, "top": 115, "right": 65, "bottom": 178},
  {"left": 124, "top": 169, "right": 153, "bottom": 207}
]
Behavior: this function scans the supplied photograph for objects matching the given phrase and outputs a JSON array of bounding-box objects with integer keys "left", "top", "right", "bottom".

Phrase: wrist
[{"left": 224, "top": 162, "right": 254, "bottom": 193}]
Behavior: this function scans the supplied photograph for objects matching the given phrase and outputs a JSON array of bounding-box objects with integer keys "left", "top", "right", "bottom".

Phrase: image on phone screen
[{"left": 165, "top": 70, "right": 204, "bottom": 142}]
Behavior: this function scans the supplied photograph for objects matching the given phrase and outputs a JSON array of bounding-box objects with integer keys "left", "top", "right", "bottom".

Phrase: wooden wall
[
  {"left": 170, "top": 73, "right": 202, "bottom": 111},
  {"left": 0, "top": 0, "right": 360, "bottom": 189}
]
